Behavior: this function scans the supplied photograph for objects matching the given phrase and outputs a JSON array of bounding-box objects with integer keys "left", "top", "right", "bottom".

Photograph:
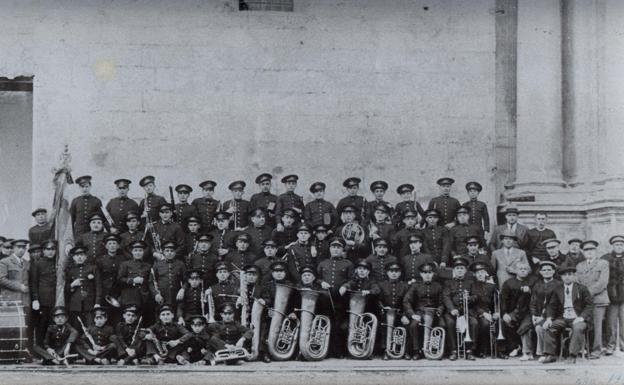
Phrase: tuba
[
  {"left": 341, "top": 222, "right": 365, "bottom": 245},
  {"left": 267, "top": 284, "right": 299, "bottom": 361},
  {"left": 382, "top": 308, "right": 406, "bottom": 359},
  {"left": 295, "top": 289, "right": 331, "bottom": 361},
  {"left": 347, "top": 291, "right": 377, "bottom": 359},
  {"left": 214, "top": 347, "right": 251, "bottom": 363},
  {"left": 248, "top": 299, "right": 264, "bottom": 361},
  {"left": 422, "top": 323, "right": 445, "bottom": 360}
]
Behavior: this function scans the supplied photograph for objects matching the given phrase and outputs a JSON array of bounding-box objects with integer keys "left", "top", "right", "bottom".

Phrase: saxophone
[
  {"left": 239, "top": 271, "right": 249, "bottom": 327},
  {"left": 382, "top": 308, "right": 406, "bottom": 359},
  {"left": 296, "top": 289, "right": 331, "bottom": 361},
  {"left": 248, "top": 299, "right": 264, "bottom": 361},
  {"left": 347, "top": 291, "right": 377, "bottom": 359},
  {"left": 267, "top": 283, "right": 299, "bottom": 361},
  {"left": 143, "top": 329, "right": 168, "bottom": 356}
]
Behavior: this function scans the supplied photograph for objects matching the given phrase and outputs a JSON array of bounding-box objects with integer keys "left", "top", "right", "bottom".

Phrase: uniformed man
[
  {"left": 208, "top": 211, "right": 236, "bottom": 258},
  {"left": 525, "top": 212, "right": 557, "bottom": 265},
  {"left": 0, "top": 239, "right": 32, "bottom": 351},
  {"left": 334, "top": 204, "right": 370, "bottom": 262},
  {"left": 463, "top": 182, "right": 490, "bottom": 236},
  {"left": 192, "top": 180, "right": 220, "bottom": 233},
  {"left": 224, "top": 233, "right": 258, "bottom": 273},
  {"left": 177, "top": 269, "right": 207, "bottom": 323},
  {"left": 448, "top": 207, "right": 484, "bottom": 258},
  {"left": 76, "top": 307, "right": 117, "bottom": 364},
  {"left": 271, "top": 208, "right": 299, "bottom": 249},
  {"left": 208, "top": 262, "right": 239, "bottom": 319},
  {"left": 183, "top": 216, "right": 202, "bottom": 256},
  {"left": 393, "top": 184, "right": 425, "bottom": 229},
  {"left": 249, "top": 173, "right": 278, "bottom": 229},
  {"left": 377, "top": 262, "right": 410, "bottom": 360},
  {"left": 222, "top": 180, "right": 251, "bottom": 230},
  {"left": 368, "top": 204, "right": 395, "bottom": 245},
  {"left": 391, "top": 210, "right": 423, "bottom": 258},
  {"left": 488, "top": 206, "right": 529, "bottom": 252},
  {"left": 462, "top": 236, "right": 491, "bottom": 267},
  {"left": 151, "top": 241, "right": 186, "bottom": 310},
  {"left": 240, "top": 264, "right": 260, "bottom": 328},
  {"left": 336, "top": 177, "right": 366, "bottom": 223},
  {"left": 365, "top": 180, "right": 393, "bottom": 224},
  {"left": 246, "top": 208, "right": 273, "bottom": 256},
  {"left": 119, "top": 212, "right": 144, "bottom": 259},
  {"left": 285, "top": 224, "right": 317, "bottom": 281},
  {"left": 275, "top": 174, "right": 304, "bottom": 231},
  {"left": 65, "top": 245, "right": 102, "bottom": 329},
  {"left": 97, "top": 234, "right": 125, "bottom": 322},
  {"left": 400, "top": 234, "right": 435, "bottom": 284},
  {"left": 469, "top": 261, "right": 497, "bottom": 358},
  {"left": 144, "top": 304, "right": 191, "bottom": 364},
  {"left": 114, "top": 304, "right": 146, "bottom": 365},
  {"left": 206, "top": 303, "right": 252, "bottom": 359},
  {"left": 70, "top": 175, "right": 107, "bottom": 237},
  {"left": 117, "top": 241, "right": 152, "bottom": 320},
  {"left": 403, "top": 262, "right": 444, "bottom": 360},
  {"left": 602, "top": 235, "right": 624, "bottom": 355},
  {"left": 312, "top": 224, "right": 331, "bottom": 261},
  {"left": 530, "top": 260, "right": 559, "bottom": 360},
  {"left": 421, "top": 209, "right": 451, "bottom": 267},
  {"left": 317, "top": 238, "right": 353, "bottom": 358},
  {"left": 254, "top": 240, "right": 281, "bottom": 284},
  {"left": 30, "top": 239, "right": 58, "bottom": 346},
  {"left": 304, "top": 182, "right": 338, "bottom": 229},
  {"left": 364, "top": 238, "right": 398, "bottom": 282},
  {"left": 149, "top": 203, "right": 186, "bottom": 261},
  {"left": 138, "top": 175, "right": 168, "bottom": 224},
  {"left": 567, "top": 238, "right": 586, "bottom": 266},
  {"left": 177, "top": 314, "right": 225, "bottom": 365},
  {"left": 187, "top": 233, "right": 219, "bottom": 287},
  {"left": 174, "top": 184, "right": 199, "bottom": 226},
  {"left": 33, "top": 306, "right": 78, "bottom": 365},
  {"left": 426, "top": 177, "right": 461, "bottom": 228},
  {"left": 75, "top": 213, "right": 107, "bottom": 263},
  {"left": 106, "top": 179, "right": 139, "bottom": 234},
  {"left": 28, "top": 208, "right": 53, "bottom": 245}
]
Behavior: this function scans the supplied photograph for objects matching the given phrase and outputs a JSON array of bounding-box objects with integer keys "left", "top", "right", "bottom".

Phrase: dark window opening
[{"left": 239, "top": 0, "right": 293, "bottom": 12}]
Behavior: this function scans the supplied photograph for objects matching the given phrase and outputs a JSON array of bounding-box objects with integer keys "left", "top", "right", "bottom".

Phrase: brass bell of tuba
[
  {"left": 382, "top": 308, "right": 406, "bottom": 359},
  {"left": 267, "top": 284, "right": 299, "bottom": 361},
  {"left": 422, "top": 323, "right": 445, "bottom": 360},
  {"left": 295, "top": 289, "right": 331, "bottom": 361},
  {"left": 347, "top": 291, "right": 377, "bottom": 359}
]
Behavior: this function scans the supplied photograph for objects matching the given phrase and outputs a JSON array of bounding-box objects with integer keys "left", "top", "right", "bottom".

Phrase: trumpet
[
  {"left": 381, "top": 307, "right": 406, "bottom": 359},
  {"left": 456, "top": 290, "right": 472, "bottom": 359},
  {"left": 347, "top": 291, "right": 377, "bottom": 359},
  {"left": 267, "top": 284, "right": 299, "bottom": 361},
  {"left": 295, "top": 288, "right": 331, "bottom": 361}
]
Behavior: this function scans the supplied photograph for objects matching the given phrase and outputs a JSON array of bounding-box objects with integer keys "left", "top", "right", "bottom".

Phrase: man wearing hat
[
  {"left": 312, "top": 224, "right": 331, "bottom": 262},
  {"left": 393, "top": 184, "right": 426, "bottom": 230},
  {"left": 566, "top": 238, "right": 586, "bottom": 266},
  {"left": 377, "top": 261, "right": 410, "bottom": 359},
  {"left": 208, "top": 211, "right": 236, "bottom": 258},
  {"left": 29, "top": 208, "right": 53, "bottom": 246},
  {"left": 28, "top": 244, "right": 43, "bottom": 262},
  {"left": 97, "top": 234, "right": 125, "bottom": 322},
  {"left": 525, "top": 213, "right": 557, "bottom": 265},
  {"left": 271, "top": 207, "right": 299, "bottom": 249},
  {"left": 177, "top": 269, "right": 208, "bottom": 322},
  {"left": 208, "top": 262, "right": 239, "bottom": 318},
  {"left": 152, "top": 241, "right": 187, "bottom": 308},
  {"left": 206, "top": 303, "right": 252, "bottom": 360},
  {"left": 144, "top": 304, "right": 192, "bottom": 364},
  {"left": 0, "top": 238, "right": 13, "bottom": 261},
  {"left": 400, "top": 234, "right": 435, "bottom": 283},
  {"left": 540, "top": 239, "right": 568, "bottom": 274},
  {"left": 246, "top": 208, "right": 273, "bottom": 256},
  {"left": 488, "top": 206, "right": 529, "bottom": 252},
  {"left": 30, "top": 239, "right": 58, "bottom": 345},
  {"left": 442, "top": 257, "right": 478, "bottom": 360},
  {"left": 403, "top": 262, "right": 444, "bottom": 360},
  {"left": 250, "top": 173, "right": 278, "bottom": 228},
  {"left": 66, "top": 245, "right": 102, "bottom": 329},
  {"left": 106, "top": 179, "right": 140, "bottom": 234},
  {"left": 70, "top": 175, "right": 107, "bottom": 237},
  {"left": 187, "top": 233, "right": 219, "bottom": 287},
  {"left": 470, "top": 261, "right": 499, "bottom": 358},
  {"left": 317, "top": 237, "right": 354, "bottom": 358},
  {"left": 183, "top": 216, "right": 203, "bottom": 256},
  {"left": 369, "top": 204, "right": 395, "bottom": 244},
  {"left": 304, "top": 181, "right": 338, "bottom": 229},
  {"left": 365, "top": 180, "right": 394, "bottom": 223},
  {"left": 530, "top": 260, "right": 559, "bottom": 360},
  {"left": 492, "top": 230, "right": 529, "bottom": 289},
  {"left": 222, "top": 180, "right": 251, "bottom": 230},
  {"left": 174, "top": 184, "right": 199, "bottom": 226},
  {"left": 463, "top": 181, "right": 490, "bottom": 235},
  {"left": 240, "top": 264, "right": 260, "bottom": 327},
  {"left": 365, "top": 238, "right": 398, "bottom": 282},
  {"left": 602, "top": 235, "right": 624, "bottom": 355},
  {"left": 337, "top": 177, "right": 366, "bottom": 223},
  {"left": 285, "top": 224, "right": 317, "bottom": 281},
  {"left": 390, "top": 210, "right": 421, "bottom": 258},
  {"left": 114, "top": 304, "right": 146, "bottom": 365},
  {"left": 275, "top": 174, "right": 304, "bottom": 231},
  {"left": 118, "top": 241, "right": 152, "bottom": 322},
  {"left": 138, "top": 175, "right": 167, "bottom": 224},
  {"left": 177, "top": 314, "right": 225, "bottom": 365},
  {"left": 541, "top": 263, "right": 593, "bottom": 364},
  {"left": 576, "top": 240, "right": 609, "bottom": 359},
  {"left": 426, "top": 177, "right": 461, "bottom": 227},
  {"left": 499, "top": 262, "right": 534, "bottom": 360},
  {"left": 334, "top": 204, "right": 370, "bottom": 261},
  {"left": 0, "top": 239, "right": 32, "bottom": 351},
  {"left": 75, "top": 213, "right": 108, "bottom": 263},
  {"left": 224, "top": 233, "right": 257, "bottom": 273},
  {"left": 33, "top": 306, "right": 78, "bottom": 364},
  {"left": 119, "top": 212, "right": 144, "bottom": 259},
  {"left": 76, "top": 307, "right": 117, "bottom": 364},
  {"left": 448, "top": 206, "right": 484, "bottom": 258},
  {"left": 150, "top": 203, "right": 186, "bottom": 261},
  {"left": 421, "top": 209, "right": 451, "bottom": 266},
  {"left": 192, "top": 180, "right": 220, "bottom": 233},
  {"left": 254, "top": 240, "right": 280, "bottom": 284}
]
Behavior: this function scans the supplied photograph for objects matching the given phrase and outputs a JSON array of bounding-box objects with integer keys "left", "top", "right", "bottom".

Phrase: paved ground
[{"left": 1, "top": 356, "right": 623, "bottom": 385}]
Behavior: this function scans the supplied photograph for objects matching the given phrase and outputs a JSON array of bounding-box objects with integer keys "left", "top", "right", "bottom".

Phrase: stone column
[{"left": 512, "top": 0, "right": 565, "bottom": 193}]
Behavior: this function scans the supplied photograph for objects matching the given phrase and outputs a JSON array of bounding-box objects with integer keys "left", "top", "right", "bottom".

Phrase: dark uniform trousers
[
  {"left": 75, "top": 324, "right": 117, "bottom": 362},
  {"left": 65, "top": 263, "right": 102, "bottom": 329},
  {"left": 472, "top": 281, "right": 497, "bottom": 356},
  {"left": 180, "top": 331, "right": 225, "bottom": 363},
  {"left": 114, "top": 321, "right": 147, "bottom": 361},
  {"left": 33, "top": 324, "right": 78, "bottom": 362},
  {"left": 29, "top": 257, "right": 57, "bottom": 346},
  {"left": 117, "top": 259, "right": 153, "bottom": 324},
  {"left": 443, "top": 279, "right": 478, "bottom": 354},
  {"left": 403, "top": 281, "right": 445, "bottom": 355},
  {"left": 145, "top": 322, "right": 191, "bottom": 362},
  {"left": 377, "top": 280, "right": 408, "bottom": 352}
]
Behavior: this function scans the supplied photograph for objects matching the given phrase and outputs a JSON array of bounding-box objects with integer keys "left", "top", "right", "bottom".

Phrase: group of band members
[{"left": 0, "top": 173, "right": 622, "bottom": 365}]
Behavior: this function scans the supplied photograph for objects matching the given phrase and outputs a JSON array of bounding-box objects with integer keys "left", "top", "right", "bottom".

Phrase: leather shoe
[
  {"left": 262, "top": 354, "right": 271, "bottom": 363},
  {"left": 383, "top": 354, "right": 389, "bottom": 361},
  {"left": 566, "top": 355, "right": 576, "bottom": 364},
  {"left": 466, "top": 352, "right": 476, "bottom": 361},
  {"left": 449, "top": 353, "right": 457, "bottom": 361},
  {"left": 403, "top": 354, "right": 411, "bottom": 360},
  {"left": 541, "top": 355, "right": 557, "bottom": 364},
  {"left": 412, "top": 353, "right": 422, "bottom": 360}
]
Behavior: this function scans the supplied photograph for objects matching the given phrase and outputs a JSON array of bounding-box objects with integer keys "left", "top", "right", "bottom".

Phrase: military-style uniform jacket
[
  {"left": 422, "top": 225, "right": 451, "bottom": 265},
  {"left": 317, "top": 257, "right": 353, "bottom": 296},
  {"left": 255, "top": 279, "right": 294, "bottom": 308},
  {"left": 255, "top": 256, "right": 280, "bottom": 284},
  {"left": 106, "top": 196, "right": 139, "bottom": 232},
  {"left": 393, "top": 200, "right": 426, "bottom": 228},
  {"left": 304, "top": 199, "right": 338, "bottom": 229},
  {"left": 65, "top": 262, "right": 102, "bottom": 312},
  {"left": 399, "top": 252, "right": 434, "bottom": 283},
  {"left": 114, "top": 320, "right": 143, "bottom": 352},
  {"left": 207, "top": 321, "right": 252, "bottom": 345},
  {"left": 187, "top": 250, "right": 219, "bottom": 286},
  {"left": 377, "top": 279, "right": 409, "bottom": 310},
  {"left": 76, "top": 230, "right": 107, "bottom": 263},
  {"left": 117, "top": 259, "right": 151, "bottom": 307},
  {"left": 43, "top": 324, "right": 78, "bottom": 350},
  {"left": 391, "top": 227, "right": 422, "bottom": 258},
  {"left": 0, "top": 254, "right": 29, "bottom": 303},
  {"left": 462, "top": 199, "right": 490, "bottom": 232},
  {"left": 70, "top": 194, "right": 105, "bottom": 236},
  {"left": 174, "top": 202, "right": 198, "bottom": 226},
  {"left": 442, "top": 277, "right": 476, "bottom": 314},
  {"left": 222, "top": 199, "right": 251, "bottom": 229},
  {"left": 78, "top": 324, "right": 116, "bottom": 353},
  {"left": 208, "top": 228, "right": 236, "bottom": 254},
  {"left": 28, "top": 223, "right": 53, "bottom": 245},
  {"left": 403, "top": 280, "right": 444, "bottom": 317},
  {"left": 177, "top": 285, "right": 205, "bottom": 320},
  {"left": 471, "top": 280, "right": 496, "bottom": 317},
  {"left": 192, "top": 197, "right": 220, "bottom": 231},
  {"left": 286, "top": 242, "right": 316, "bottom": 281},
  {"left": 30, "top": 256, "right": 57, "bottom": 307},
  {"left": 148, "top": 321, "right": 191, "bottom": 343},
  {"left": 336, "top": 195, "right": 366, "bottom": 222},
  {"left": 210, "top": 279, "right": 239, "bottom": 312},
  {"left": 602, "top": 252, "right": 624, "bottom": 304},
  {"left": 249, "top": 192, "right": 278, "bottom": 217},
  {"left": 224, "top": 250, "right": 258, "bottom": 272},
  {"left": 364, "top": 254, "right": 398, "bottom": 282},
  {"left": 139, "top": 193, "right": 167, "bottom": 224},
  {"left": 426, "top": 195, "right": 461, "bottom": 227},
  {"left": 246, "top": 225, "right": 273, "bottom": 256},
  {"left": 271, "top": 226, "right": 298, "bottom": 250},
  {"left": 342, "top": 277, "right": 381, "bottom": 296},
  {"left": 312, "top": 238, "right": 331, "bottom": 262},
  {"left": 365, "top": 200, "right": 393, "bottom": 225},
  {"left": 119, "top": 230, "right": 144, "bottom": 259},
  {"left": 448, "top": 223, "right": 484, "bottom": 257},
  {"left": 96, "top": 252, "right": 125, "bottom": 299},
  {"left": 150, "top": 221, "right": 186, "bottom": 258},
  {"left": 275, "top": 191, "right": 304, "bottom": 224},
  {"left": 151, "top": 258, "right": 186, "bottom": 304}
]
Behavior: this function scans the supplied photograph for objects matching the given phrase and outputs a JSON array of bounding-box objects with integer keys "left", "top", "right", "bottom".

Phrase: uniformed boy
[
  {"left": 249, "top": 173, "right": 278, "bottom": 228},
  {"left": 177, "top": 269, "right": 207, "bottom": 323},
  {"left": 399, "top": 234, "right": 434, "bottom": 284},
  {"left": 207, "top": 303, "right": 253, "bottom": 364},
  {"left": 239, "top": 264, "right": 260, "bottom": 328},
  {"left": 144, "top": 304, "right": 191, "bottom": 364},
  {"left": 246, "top": 208, "right": 273, "bottom": 256},
  {"left": 393, "top": 184, "right": 426, "bottom": 229},
  {"left": 76, "top": 307, "right": 117, "bottom": 364},
  {"left": 222, "top": 181, "right": 251, "bottom": 230},
  {"left": 75, "top": 213, "right": 107, "bottom": 263},
  {"left": 338, "top": 260, "right": 381, "bottom": 311},
  {"left": 336, "top": 177, "right": 366, "bottom": 223},
  {"left": 208, "top": 262, "right": 239, "bottom": 320},
  {"left": 174, "top": 184, "right": 198, "bottom": 226},
  {"left": 28, "top": 208, "right": 52, "bottom": 245},
  {"left": 30, "top": 239, "right": 58, "bottom": 346},
  {"left": 271, "top": 208, "right": 299, "bottom": 249},
  {"left": 390, "top": 210, "right": 422, "bottom": 258},
  {"left": 192, "top": 180, "right": 220, "bottom": 233},
  {"left": 70, "top": 175, "right": 106, "bottom": 237},
  {"left": 364, "top": 238, "right": 398, "bottom": 282},
  {"left": 106, "top": 179, "right": 139, "bottom": 234},
  {"left": 377, "top": 262, "right": 410, "bottom": 360},
  {"left": 150, "top": 203, "right": 186, "bottom": 261},
  {"left": 176, "top": 314, "right": 225, "bottom": 365},
  {"left": 304, "top": 182, "right": 338, "bottom": 229},
  {"left": 448, "top": 207, "right": 484, "bottom": 258},
  {"left": 312, "top": 224, "right": 331, "bottom": 261},
  {"left": 369, "top": 204, "right": 394, "bottom": 244},
  {"left": 285, "top": 224, "right": 317, "bottom": 281},
  {"left": 463, "top": 182, "right": 490, "bottom": 237},
  {"left": 151, "top": 241, "right": 186, "bottom": 310},
  {"left": 65, "top": 245, "right": 102, "bottom": 329},
  {"left": 186, "top": 233, "right": 219, "bottom": 287},
  {"left": 33, "top": 306, "right": 78, "bottom": 365},
  {"left": 365, "top": 180, "right": 393, "bottom": 223},
  {"left": 117, "top": 241, "right": 152, "bottom": 321},
  {"left": 426, "top": 178, "right": 461, "bottom": 228},
  {"left": 97, "top": 234, "right": 124, "bottom": 324},
  {"left": 114, "top": 305, "right": 146, "bottom": 365},
  {"left": 119, "top": 212, "right": 143, "bottom": 259},
  {"left": 138, "top": 175, "right": 167, "bottom": 224},
  {"left": 275, "top": 175, "right": 304, "bottom": 231},
  {"left": 224, "top": 233, "right": 257, "bottom": 272},
  {"left": 530, "top": 260, "right": 559, "bottom": 360},
  {"left": 208, "top": 211, "right": 236, "bottom": 258},
  {"left": 254, "top": 239, "right": 280, "bottom": 284}
]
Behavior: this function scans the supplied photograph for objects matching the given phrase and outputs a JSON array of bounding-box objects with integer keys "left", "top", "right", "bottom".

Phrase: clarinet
[{"left": 77, "top": 316, "right": 97, "bottom": 350}]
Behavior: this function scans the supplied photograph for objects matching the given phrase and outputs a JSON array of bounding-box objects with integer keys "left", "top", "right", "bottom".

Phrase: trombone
[
  {"left": 456, "top": 290, "right": 472, "bottom": 359},
  {"left": 491, "top": 290, "right": 505, "bottom": 358}
]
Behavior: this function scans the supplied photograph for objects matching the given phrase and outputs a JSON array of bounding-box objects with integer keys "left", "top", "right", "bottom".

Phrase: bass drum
[{"left": 0, "top": 300, "right": 29, "bottom": 363}]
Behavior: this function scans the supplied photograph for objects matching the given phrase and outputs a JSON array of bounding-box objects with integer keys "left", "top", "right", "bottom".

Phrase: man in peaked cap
[
  {"left": 393, "top": 183, "right": 426, "bottom": 229},
  {"left": 192, "top": 180, "right": 220, "bottom": 233},
  {"left": 364, "top": 237, "right": 398, "bottom": 282},
  {"left": 426, "top": 177, "right": 461, "bottom": 228},
  {"left": 222, "top": 181, "right": 251, "bottom": 230},
  {"left": 390, "top": 209, "right": 422, "bottom": 258},
  {"left": 365, "top": 180, "right": 393, "bottom": 223},
  {"left": 29, "top": 208, "right": 53, "bottom": 246},
  {"left": 334, "top": 204, "right": 370, "bottom": 262},
  {"left": 174, "top": 184, "right": 198, "bottom": 226},
  {"left": 75, "top": 213, "right": 108, "bottom": 263},
  {"left": 304, "top": 181, "right": 338, "bottom": 229},
  {"left": 250, "top": 173, "right": 278, "bottom": 228},
  {"left": 448, "top": 206, "right": 484, "bottom": 258},
  {"left": 284, "top": 224, "right": 316, "bottom": 280},
  {"left": 337, "top": 177, "right": 366, "bottom": 223},
  {"left": 463, "top": 181, "right": 490, "bottom": 235},
  {"left": 566, "top": 238, "right": 586, "bottom": 266},
  {"left": 246, "top": 207, "right": 273, "bottom": 256},
  {"left": 421, "top": 208, "right": 451, "bottom": 267},
  {"left": 541, "top": 238, "right": 568, "bottom": 274},
  {"left": 106, "top": 178, "right": 140, "bottom": 234},
  {"left": 119, "top": 211, "right": 144, "bottom": 259},
  {"left": 138, "top": 175, "right": 168, "bottom": 225},
  {"left": 149, "top": 203, "right": 186, "bottom": 262},
  {"left": 224, "top": 233, "right": 257, "bottom": 273},
  {"left": 275, "top": 174, "right": 304, "bottom": 231},
  {"left": 488, "top": 205, "right": 529, "bottom": 252},
  {"left": 70, "top": 175, "right": 108, "bottom": 237}
]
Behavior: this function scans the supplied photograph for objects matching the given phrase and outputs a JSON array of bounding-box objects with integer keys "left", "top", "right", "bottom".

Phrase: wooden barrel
[{"left": 0, "top": 300, "right": 29, "bottom": 364}]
